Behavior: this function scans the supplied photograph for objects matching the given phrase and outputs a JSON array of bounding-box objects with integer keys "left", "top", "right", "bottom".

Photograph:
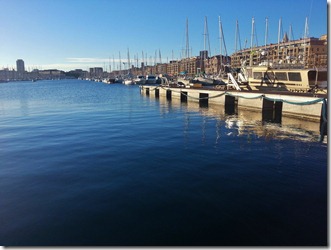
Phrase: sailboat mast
[
  {"left": 142, "top": 50, "right": 144, "bottom": 74},
  {"left": 250, "top": 17, "right": 255, "bottom": 66},
  {"left": 203, "top": 16, "right": 211, "bottom": 57},
  {"left": 219, "top": 17, "right": 223, "bottom": 61},
  {"left": 234, "top": 19, "right": 238, "bottom": 54},
  {"left": 136, "top": 53, "right": 138, "bottom": 68},
  {"left": 289, "top": 24, "right": 293, "bottom": 41},
  {"left": 127, "top": 48, "right": 130, "bottom": 73},
  {"left": 264, "top": 17, "right": 268, "bottom": 48},
  {"left": 304, "top": 16, "right": 309, "bottom": 39},
  {"left": 278, "top": 18, "right": 282, "bottom": 44},
  {"left": 109, "top": 56, "right": 111, "bottom": 73},
  {"left": 112, "top": 55, "right": 115, "bottom": 72},
  {"left": 186, "top": 17, "right": 190, "bottom": 58},
  {"left": 277, "top": 17, "right": 282, "bottom": 64},
  {"left": 304, "top": 16, "right": 309, "bottom": 67},
  {"left": 250, "top": 17, "right": 255, "bottom": 52},
  {"left": 119, "top": 51, "right": 121, "bottom": 73},
  {"left": 218, "top": 16, "right": 223, "bottom": 76}
]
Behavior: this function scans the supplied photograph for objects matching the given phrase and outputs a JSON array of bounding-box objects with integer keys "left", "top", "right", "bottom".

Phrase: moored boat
[
  {"left": 134, "top": 75, "right": 146, "bottom": 85},
  {"left": 146, "top": 75, "right": 157, "bottom": 84},
  {"left": 123, "top": 78, "right": 135, "bottom": 85},
  {"left": 241, "top": 65, "right": 327, "bottom": 94}
]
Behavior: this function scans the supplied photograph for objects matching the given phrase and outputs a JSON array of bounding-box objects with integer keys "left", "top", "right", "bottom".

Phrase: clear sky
[{"left": 0, "top": 0, "right": 328, "bottom": 72}]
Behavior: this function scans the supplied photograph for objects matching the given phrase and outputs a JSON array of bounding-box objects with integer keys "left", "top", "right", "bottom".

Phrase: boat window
[
  {"left": 288, "top": 72, "right": 302, "bottom": 81},
  {"left": 265, "top": 72, "right": 275, "bottom": 80},
  {"left": 275, "top": 72, "right": 288, "bottom": 81},
  {"left": 308, "top": 71, "right": 327, "bottom": 81},
  {"left": 253, "top": 72, "right": 263, "bottom": 79}
]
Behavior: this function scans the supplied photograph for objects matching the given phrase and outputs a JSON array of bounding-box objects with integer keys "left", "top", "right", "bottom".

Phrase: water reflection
[{"left": 144, "top": 93, "right": 325, "bottom": 143}]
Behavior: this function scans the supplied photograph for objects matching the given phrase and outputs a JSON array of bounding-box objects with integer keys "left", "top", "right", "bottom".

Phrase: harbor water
[{"left": 0, "top": 79, "right": 327, "bottom": 246}]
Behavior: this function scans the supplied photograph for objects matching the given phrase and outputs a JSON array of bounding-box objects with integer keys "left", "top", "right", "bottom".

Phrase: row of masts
[
  {"left": 107, "top": 48, "right": 165, "bottom": 73},
  {"left": 107, "top": 16, "right": 311, "bottom": 73},
  {"left": 183, "top": 16, "right": 310, "bottom": 59}
]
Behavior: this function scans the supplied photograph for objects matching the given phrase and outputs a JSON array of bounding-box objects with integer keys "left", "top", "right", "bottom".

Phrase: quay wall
[{"left": 141, "top": 85, "right": 327, "bottom": 122}]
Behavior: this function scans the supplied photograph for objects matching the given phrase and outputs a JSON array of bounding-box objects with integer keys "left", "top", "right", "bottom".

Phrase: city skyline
[{"left": 0, "top": 0, "right": 328, "bottom": 72}]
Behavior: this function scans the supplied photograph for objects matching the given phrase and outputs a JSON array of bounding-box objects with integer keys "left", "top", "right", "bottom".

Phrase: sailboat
[
  {"left": 193, "top": 16, "right": 222, "bottom": 86},
  {"left": 114, "top": 51, "right": 123, "bottom": 83},
  {"left": 123, "top": 48, "right": 135, "bottom": 85}
]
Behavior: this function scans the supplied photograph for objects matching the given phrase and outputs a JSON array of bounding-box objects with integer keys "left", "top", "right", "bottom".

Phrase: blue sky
[{"left": 0, "top": 0, "right": 328, "bottom": 71}]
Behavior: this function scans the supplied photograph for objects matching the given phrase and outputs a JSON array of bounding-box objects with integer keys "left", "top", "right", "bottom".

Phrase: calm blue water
[{"left": 0, "top": 80, "right": 327, "bottom": 246}]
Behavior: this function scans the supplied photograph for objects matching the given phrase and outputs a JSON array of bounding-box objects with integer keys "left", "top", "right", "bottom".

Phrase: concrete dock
[{"left": 140, "top": 85, "right": 327, "bottom": 123}]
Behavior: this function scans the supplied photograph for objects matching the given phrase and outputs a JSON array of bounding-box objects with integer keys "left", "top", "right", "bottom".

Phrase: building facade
[
  {"left": 16, "top": 59, "right": 25, "bottom": 79},
  {"left": 230, "top": 35, "right": 327, "bottom": 69}
]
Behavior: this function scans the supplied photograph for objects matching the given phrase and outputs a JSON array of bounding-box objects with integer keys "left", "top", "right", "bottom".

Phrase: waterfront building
[
  {"left": 0, "top": 68, "right": 17, "bottom": 82},
  {"left": 67, "top": 69, "right": 88, "bottom": 79},
  {"left": 179, "top": 56, "right": 200, "bottom": 77},
  {"left": 230, "top": 35, "right": 327, "bottom": 69},
  {"left": 155, "top": 63, "right": 168, "bottom": 75},
  {"left": 204, "top": 55, "right": 231, "bottom": 75},
  {"left": 38, "top": 69, "right": 66, "bottom": 79},
  {"left": 89, "top": 67, "right": 103, "bottom": 79},
  {"left": 167, "top": 60, "right": 179, "bottom": 76}
]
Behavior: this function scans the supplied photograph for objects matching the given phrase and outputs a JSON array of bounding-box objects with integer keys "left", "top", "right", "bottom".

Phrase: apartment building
[
  {"left": 204, "top": 55, "right": 231, "bottom": 75},
  {"left": 167, "top": 60, "right": 179, "bottom": 76},
  {"left": 89, "top": 67, "right": 103, "bottom": 78},
  {"left": 230, "top": 35, "right": 327, "bottom": 69},
  {"left": 179, "top": 56, "right": 201, "bottom": 77}
]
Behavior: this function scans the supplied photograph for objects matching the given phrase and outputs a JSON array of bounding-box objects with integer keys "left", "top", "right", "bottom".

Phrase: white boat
[
  {"left": 176, "top": 76, "right": 191, "bottom": 88},
  {"left": 193, "top": 74, "right": 215, "bottom": 85},
  {"left": 241, "top": 65, "right": 327, "bottom": 93},
  {"left": 134, "top": 75, "right": 146, "bottom": 85},
  {"left": 123, "top": 78, "right": 135, "bottom": 85}
]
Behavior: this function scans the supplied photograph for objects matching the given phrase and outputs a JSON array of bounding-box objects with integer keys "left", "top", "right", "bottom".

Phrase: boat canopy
[{"left": 179, "top": 71, "right": 187, "bottom": 75}]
